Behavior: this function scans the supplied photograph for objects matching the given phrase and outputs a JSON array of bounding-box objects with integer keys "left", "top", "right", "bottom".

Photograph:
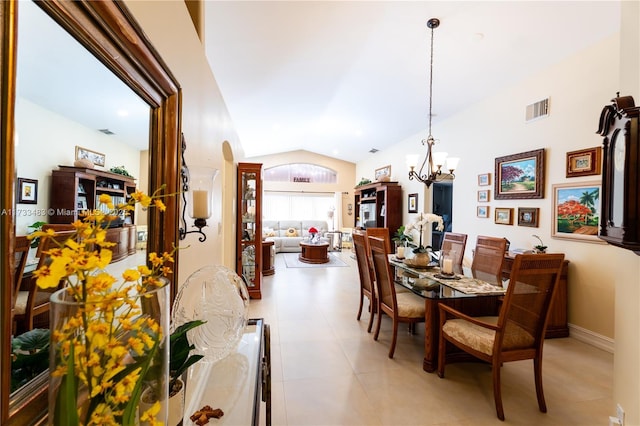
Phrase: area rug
[{"left": 282, "top": 252, "right": 349, "bottom": 268}]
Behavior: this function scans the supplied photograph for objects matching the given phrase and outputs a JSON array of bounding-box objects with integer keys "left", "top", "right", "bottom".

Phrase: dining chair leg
[
  {"left": 388, "top": 319, "right": 399, "bottom": 358},
  {"left": 357, "top": 291, "right": 364, "bottom": 321},
  {"left": 534, "top": 356, "right": 547, "bottom": 413},
  {"left": 366, "top": 298, "right": 375, "bottom": 333},
  {"left": 437, "top": 333, "right": 446, "bottom": 378},
  {"left": 373, "top": 302, "right": 382, "bottom": 341},
  {"left": 492, "top": 358, "right": 505, "bottom": 421}
]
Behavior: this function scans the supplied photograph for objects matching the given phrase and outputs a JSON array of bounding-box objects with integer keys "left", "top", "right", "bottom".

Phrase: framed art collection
[
  {"left": 552, "top": 181, "right": 603, "bottom": 243},
  {"left": 495, "top": 148, "right": 545, "bottom": 200},
  {"left": 517, "top": 207, "right": 539, "bottom": 227},
  {"left": 408, "top": 193, "right": 418, "bottom": 213},
  {"left": 17, "top": 178, "right": 38, "bottom": 204},
  {"left": 566, "top": 147, "right": 602, "bottom": 177},
  {"left": 494, "top": 207, "right": 513, "bottom": 225}
]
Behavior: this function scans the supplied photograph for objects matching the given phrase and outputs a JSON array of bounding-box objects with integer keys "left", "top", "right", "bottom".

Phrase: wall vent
[
  {"left": 369, "top": 148, "right": 379, "bottom": 154},
  {"left": 525, "top": 98, "right": 549, "bottom": 122},
  {"left": 98, "top": 128, "right": 115, "bottom": 135}
]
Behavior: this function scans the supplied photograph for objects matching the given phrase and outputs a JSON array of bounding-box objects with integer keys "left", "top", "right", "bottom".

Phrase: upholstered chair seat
[
  {"left": 395, "top": 292, "right": 426, "bottom": 318},
  {"left": 442, "top": 316, "right": 534, "bottom": 356}
]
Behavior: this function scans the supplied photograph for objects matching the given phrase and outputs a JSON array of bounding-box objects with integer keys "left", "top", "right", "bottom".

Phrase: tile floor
[{"left": 250, "top": 251, "right": 613, "bottom": 426}]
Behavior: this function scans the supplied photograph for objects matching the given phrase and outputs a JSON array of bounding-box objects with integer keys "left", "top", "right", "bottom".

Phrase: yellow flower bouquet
[{"left": 30, "top": 189, "right": 173, "bottom": 426}]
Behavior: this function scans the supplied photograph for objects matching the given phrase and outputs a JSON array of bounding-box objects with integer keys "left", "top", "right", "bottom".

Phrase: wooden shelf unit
[
  {"left": 354, "top": 181, "right": 403, "bottom": 236},
  {"left": 48, "top": 166, "right": 137, "bottom": 263}
]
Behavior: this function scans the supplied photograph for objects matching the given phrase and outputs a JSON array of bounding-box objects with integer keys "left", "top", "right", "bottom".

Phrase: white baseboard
[{"left": 569, "top": 323, "right": 614, "bottom": 353}]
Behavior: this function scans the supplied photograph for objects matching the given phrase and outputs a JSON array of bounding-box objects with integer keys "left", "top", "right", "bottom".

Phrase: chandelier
[{"left": 407, "top": 18, "right": 459, "bottom": 187}]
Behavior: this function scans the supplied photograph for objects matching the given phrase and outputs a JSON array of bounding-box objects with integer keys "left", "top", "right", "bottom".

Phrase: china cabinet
[{"left": 236, "top": 163, "right": 263, "bottom": 299}]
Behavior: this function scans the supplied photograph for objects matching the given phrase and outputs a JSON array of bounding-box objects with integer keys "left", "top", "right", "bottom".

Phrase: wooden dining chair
[
  {"left": 471, "top": 235, "right": 507, "bottom": 286},
  {"left": 437, "top": 253, "right": 565, "bottom": 421},
  {"left": 353, "top": 232, "right": 377, "bottom": 332},
  {"left": 369, "top": 236, "right": 425, "bottom": 358},
  {"left": 440, "top": 232, "right": 467, "bottom": 268},
  {"left": 13, "top": 230, "right": 75, "bottom": 334},
  {"left": 11, "top": 236, "right": 31, "bottom": 320},
  {"left": 365, "top": 228, "right": 392, "bottom": 254}
]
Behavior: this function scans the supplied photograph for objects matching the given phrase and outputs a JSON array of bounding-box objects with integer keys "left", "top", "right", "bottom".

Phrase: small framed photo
[
  {"left": 495, "top": 207, "right": 513, "bottom": 225},
  {"left": 76, "top": 145, "right": 106, "bottom": 167},
  {"left": 566, "top": 147, "right": 602, "bottom": 177},
  {"left": 517, "top": 207, "right": 539, "bottom": 227},
  {"left": 478, "top": 173, "right": 491, "bottom": 186},
  {"left": 477, "top": 190, "right": 490, "bottom": 202},
  {"left": 375, "top": 165, "right": 392, "bottom": 181},
  {"left": 477, "top": 205, "right": 489, "bottom": 218},
  {"left": 552, "top": 181, "right": 605, "bottom": 243},
  {"left": 17, "top": 178, "right": 38, "bottom": 204},
  {"left": 408, "top": 193, "right": 418, "bottom": 213},
  {"left": 495, "top": 148, "right": 545, "bottom": 199},
  {"left": 77, "top": 195, "right": 88, "bottom": 210}
]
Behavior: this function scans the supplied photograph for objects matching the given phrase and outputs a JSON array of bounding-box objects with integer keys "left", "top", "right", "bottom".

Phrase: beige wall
[
  {"left": 124, "top": 0, "right": 243, "bottom": 281},
  {"left": 245, "top": 150, "right": 356, "bottom": 229}
]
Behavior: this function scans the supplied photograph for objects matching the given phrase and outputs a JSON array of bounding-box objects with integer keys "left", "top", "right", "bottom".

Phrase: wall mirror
[{"left": 1, "top": 1, "right": 181, "bottom": 423}]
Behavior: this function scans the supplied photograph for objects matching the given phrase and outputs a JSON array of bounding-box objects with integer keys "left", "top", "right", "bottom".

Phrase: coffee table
[{"left": 299, "top": 241, "right": 330, "bottom": 264}]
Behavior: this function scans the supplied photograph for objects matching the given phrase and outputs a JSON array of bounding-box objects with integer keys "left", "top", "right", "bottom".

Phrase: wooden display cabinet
[
  {"left": 48, "top": 166, "right": 137, "bottom": 262},
  {"left": 236, "top": 163, "right": 263, "bottom": 299},
  {"left": 353, "top": 181, "right": 403, "bottom": 236}
]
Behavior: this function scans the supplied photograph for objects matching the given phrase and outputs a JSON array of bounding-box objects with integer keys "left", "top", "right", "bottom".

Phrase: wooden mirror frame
[{"left": 0, "top": 1, "right": 181, "bottom": 423}]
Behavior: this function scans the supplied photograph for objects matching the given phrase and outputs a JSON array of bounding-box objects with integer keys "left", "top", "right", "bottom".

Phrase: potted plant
[
  {"left": 11, "top": 329, "right": 50, "bottom": 392},
  {"left": 392, "top": 225, "right": 413, "bottom": 258},
  {"left": 141, "top": 319, "right": 205, "bottom": 426},
  {"left": 532, "top": 235, "right": 547, "bottom": 253},
  {"left": 27, "top": 221, "right": 46, "bottom": 248}
]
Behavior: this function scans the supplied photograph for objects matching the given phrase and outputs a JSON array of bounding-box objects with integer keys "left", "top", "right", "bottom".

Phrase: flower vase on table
[{"left": 403, "top": 212, "right": 444, "bottom": 267}]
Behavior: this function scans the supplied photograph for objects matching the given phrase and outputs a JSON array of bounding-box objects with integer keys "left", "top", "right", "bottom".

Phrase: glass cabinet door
[{"left": 237, "top": 163, "right": 262, "bottom": 299}]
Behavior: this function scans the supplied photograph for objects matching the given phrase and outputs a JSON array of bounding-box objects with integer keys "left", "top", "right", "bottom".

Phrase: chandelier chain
[{"left": 428, "top": 22, "right": 434, "bottom": 139}]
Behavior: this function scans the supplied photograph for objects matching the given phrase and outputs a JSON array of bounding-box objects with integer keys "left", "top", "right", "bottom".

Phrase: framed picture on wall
[
  {"left": 517, "top": 207, "right": 539, "bottom": 227},
  {"left": 495, "top": 148, "right": 545, "bottom": 199},
  {"left": 408, "top": 193, "right": 418, "bottom": 213},
  {"left": 17, "top": 178, "right": 38, "bottom": 204},
  {"left": 477, "top": 190, "right": 490, "bottom": 202},
  {"left": 495, "top": 207, "right": 513, "bottom": 225},
  {"left": 477, "top": 205, "right": 489, "bottom": 218},
  {"left": 375, "top": 165, "right": 391, "bottom": 181},
  {"left": 478, "top": 173, "right": 491, "bottom": 186},
  {"left": 552, "top": 181, "right": 605, "bottom": 243},
  {"left": 76, "top": 146, "right": 106, "bottom": 167},
  {"left": 566, "top": 147, "right": 602, "bottom": 177}
]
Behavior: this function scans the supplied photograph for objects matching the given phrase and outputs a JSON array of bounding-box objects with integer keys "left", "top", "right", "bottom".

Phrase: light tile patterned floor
[{"left": 250, "top": 251, "right": 613, "bottom": 426}]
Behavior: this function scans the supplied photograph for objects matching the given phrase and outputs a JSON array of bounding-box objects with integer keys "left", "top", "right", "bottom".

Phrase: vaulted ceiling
[{"left": 203, "top": 1, "right": 621, "bottom": 163}]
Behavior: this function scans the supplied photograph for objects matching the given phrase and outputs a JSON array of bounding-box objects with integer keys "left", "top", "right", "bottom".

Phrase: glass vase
[{"left": 48, "top": 284, "right": 170, "bottom": 426}]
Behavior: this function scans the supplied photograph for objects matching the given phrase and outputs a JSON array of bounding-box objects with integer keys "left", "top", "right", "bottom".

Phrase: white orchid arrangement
[{"left": 404, "top": 212, "right": 444, "bottom": 254}]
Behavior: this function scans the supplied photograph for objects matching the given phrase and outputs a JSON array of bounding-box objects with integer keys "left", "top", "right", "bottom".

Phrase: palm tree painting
[{"left": 554, "top": 184, "right": 601, "bottom": 237}]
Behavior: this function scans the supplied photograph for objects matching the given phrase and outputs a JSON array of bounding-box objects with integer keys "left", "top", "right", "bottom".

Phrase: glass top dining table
[
  {"left": 387, "top": 255, "right": 506, "bottom": 299},
  {"left": 387, "top": 255, "right": 506, "bottom": 372}
]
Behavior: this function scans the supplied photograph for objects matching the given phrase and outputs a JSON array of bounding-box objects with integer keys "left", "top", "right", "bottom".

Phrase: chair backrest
[
  {"left": 368, "top": 236, "right": 397, "bottom": 313},
  {"left": 365, "top": 228, "right": 392, "bottom": 254},
  {"left": 440, "top": 232, "right": 467, "bottom": 267},
  {"left": 12, "top": 236, "right": 31, "bottom": 311},
  {"left": 495, "top": 253, "right": 565, "bottom": 351},
  {"left": 352, "top": 232, "right": 375, "bottom": 296},
  {"left": 471, "top": 235, "right": 507, "bottom": 285}
]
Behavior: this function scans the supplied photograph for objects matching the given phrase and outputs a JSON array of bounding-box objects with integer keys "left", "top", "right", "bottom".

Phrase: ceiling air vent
[
  {"left": 98, "top": 128, "right": 115, "bottom": 135},
  {"left": 525, "top": 98, "right": 549, "bottom": 122},
  {"left": 369, "top": 148, "right": 379, "bottom": 154}
]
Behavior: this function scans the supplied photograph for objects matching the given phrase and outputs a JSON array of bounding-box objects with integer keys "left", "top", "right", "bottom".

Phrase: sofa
[{"left": 263, "top": 220, "right": 329, "bottom": 253}]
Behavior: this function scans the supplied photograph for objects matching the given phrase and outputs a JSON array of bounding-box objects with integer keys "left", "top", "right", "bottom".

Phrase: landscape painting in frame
[
  {"left": 495, "top": 149, "right": 544, "bottom": 199},
  {"left": 552, "top": 181, "right": 603, "bottom": 243}
]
